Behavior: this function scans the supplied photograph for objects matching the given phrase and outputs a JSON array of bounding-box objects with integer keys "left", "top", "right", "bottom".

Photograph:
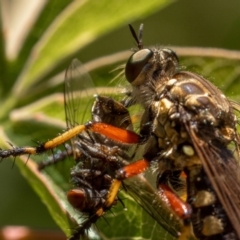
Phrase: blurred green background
[{"left": 0, "top": 0, "right": 240, "bottom": 234}]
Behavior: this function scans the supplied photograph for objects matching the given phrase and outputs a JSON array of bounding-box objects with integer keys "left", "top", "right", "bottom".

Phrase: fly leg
[
  {"left": 86, "top": 123, "right": 193, "bottom": 239},
  {"left": 157, "top": 170, "right": 194, "bottom": 240},
  {"left": 107, "top": 159, "right": 194, "bottom": 240},
  {"left": 0, "top": 95, "right": 136, "bottom": 159},
  {"left": 107, "top": 159, "right": 191, "bottom": 217},
  {"left": 157, "top": 170, "right": 192, "bottom": 220},
  {"left": 0, "top": 125, "right": 87, "bottom": 158}
]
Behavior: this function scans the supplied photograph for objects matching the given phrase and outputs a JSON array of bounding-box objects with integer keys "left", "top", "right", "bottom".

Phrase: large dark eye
[{"left": 125, "top": 49, "right": 153, "bottom": 83}]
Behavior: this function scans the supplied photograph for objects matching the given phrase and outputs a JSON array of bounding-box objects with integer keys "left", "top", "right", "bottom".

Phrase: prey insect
[
  {"left": 61, "top": 59, "right": 135, "bottom": 239},
  {"left": 59, "top": 60, "right": 144, "bottom": 239},
  {"left": 0, "top": 58, "right": 181, "bottom": 239},
  {"left": 4, "top": 58, "right": 141, "bottom": 239},
  {"left": 65, "top": 97, "right": 137, "bottom": 239}
]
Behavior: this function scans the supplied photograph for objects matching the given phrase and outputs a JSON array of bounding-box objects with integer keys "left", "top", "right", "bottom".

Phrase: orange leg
[
  {"left": 158, "top": 184, "right": 191, "bottom": 219},
  {"left": 0, "top": 122, "right": 140, "bottom": 158},
  {"left": 86, "top": 122, "right": 140, "bottom": 144}
]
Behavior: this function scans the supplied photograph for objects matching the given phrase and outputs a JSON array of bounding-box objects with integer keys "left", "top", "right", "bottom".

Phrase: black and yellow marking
[
  {"left": 0, "top": 125, "right": 87, "bottom": 158},
  {"left": 105, "top": 179, "right": 122, "bottom": 208}
]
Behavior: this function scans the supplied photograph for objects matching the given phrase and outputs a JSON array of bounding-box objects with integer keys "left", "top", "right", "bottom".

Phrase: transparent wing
[
  {"left": 124, "top": 175, "right": 183, "bottom": 238},
  {"left": 64, "top": 58, "right": 96, "bottom": 129},
  {"left": 64, "top": 59, "right": 97, "bottom": 156},
  {"left": 185, "top": 114, "right": 240, "bottom": 238}
]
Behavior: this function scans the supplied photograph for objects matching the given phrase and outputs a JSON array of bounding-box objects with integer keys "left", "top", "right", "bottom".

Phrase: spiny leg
[{"left": 0, "top": 122, "right": 139, "bottom": 159}]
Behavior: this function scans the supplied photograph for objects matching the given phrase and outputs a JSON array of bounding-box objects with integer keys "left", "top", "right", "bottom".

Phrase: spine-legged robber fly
[
  {"left": 107, "top": 24, "right": 240, "bottom": 239},
  {"left": 1, "top": 24, "right": 240, "bottom": 240}
]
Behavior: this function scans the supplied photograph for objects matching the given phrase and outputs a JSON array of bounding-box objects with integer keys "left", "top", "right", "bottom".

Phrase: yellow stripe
[
  {"left": 24, "top": 147, "right": 37, "bottom": 154},
  {"left": 106, "top": 179, "right": 122, "bottom": 207},
  {"left": 96, "top": 208, "right": 104, "bottom": 217}
]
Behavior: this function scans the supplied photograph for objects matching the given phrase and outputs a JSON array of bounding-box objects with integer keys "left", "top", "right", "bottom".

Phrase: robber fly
[
  {"left": 63, "top": 24, "right": 240, "bottom": 239},
  {"left": 103, "top": 24, "right": 240, "bottom": 239}
]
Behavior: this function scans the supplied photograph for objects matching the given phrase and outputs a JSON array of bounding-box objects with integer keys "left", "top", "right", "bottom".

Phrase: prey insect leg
[
  {"left": 0, "top": 125, "right": 86, "bottom": 158},
  {"left": 0, "top": 123, "right": 139, "bottom": 159}
]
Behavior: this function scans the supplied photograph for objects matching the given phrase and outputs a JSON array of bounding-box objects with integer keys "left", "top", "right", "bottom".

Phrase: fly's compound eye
[{"left": 125, "top": 49, "right": 153, "bottom": 84}]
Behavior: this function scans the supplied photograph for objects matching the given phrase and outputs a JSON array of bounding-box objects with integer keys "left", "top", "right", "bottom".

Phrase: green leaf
[
  {"left": 11, "top": 0, "right": 172, "bottom": 99},
  {"left": 0, "top": 130, "right": 76, "bottom": 238}
]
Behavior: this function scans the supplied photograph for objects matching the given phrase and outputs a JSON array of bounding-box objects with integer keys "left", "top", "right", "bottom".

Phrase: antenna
[{"left": 128, "top": 23, "right": 144, "bottom": 49}]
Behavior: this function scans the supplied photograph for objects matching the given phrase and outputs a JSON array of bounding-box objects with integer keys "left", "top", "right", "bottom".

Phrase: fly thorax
[
  {"left": 152, "top": 98, "right": 184, "bottom": 146},
  {"left": 169, "top": 77, "right": 237, "bottom": 145},
  {"left": 151, "top": 96, "right": 202, "bottom": 170}
]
